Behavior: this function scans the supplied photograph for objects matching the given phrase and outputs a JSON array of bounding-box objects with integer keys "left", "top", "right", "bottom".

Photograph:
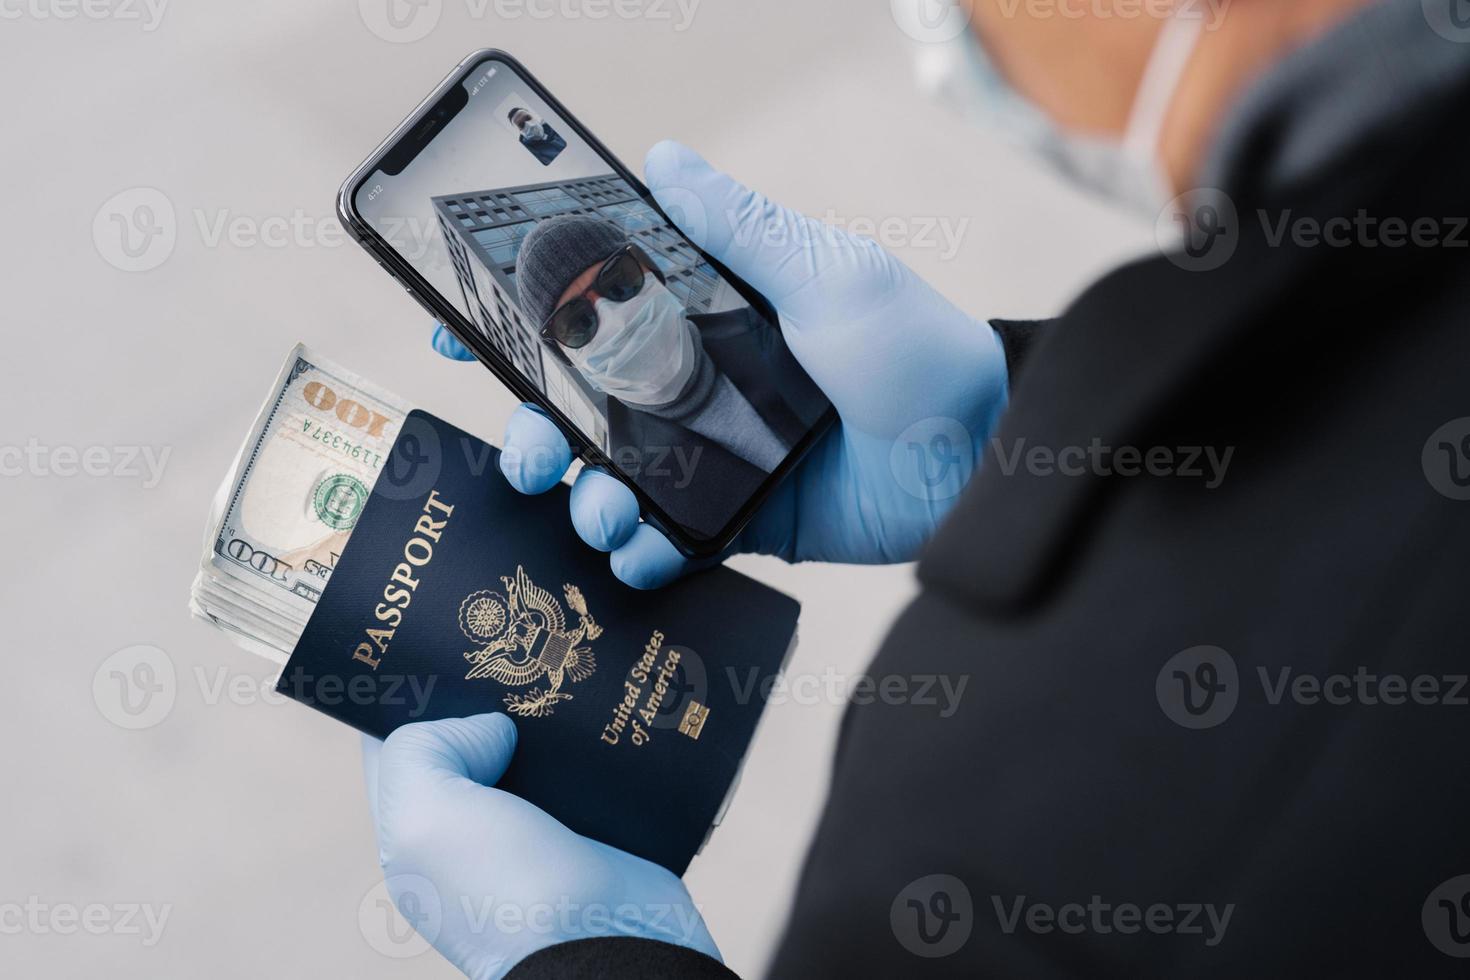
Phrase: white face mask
[
  {"left": 918, "top": 11, "right": 1205, "bottom": 217},
  {"left": 567, "top": 273, "right": 699, "bottom": 407},
  {"left": 518, "top": 113, "right": 546, "bottom": 140}
]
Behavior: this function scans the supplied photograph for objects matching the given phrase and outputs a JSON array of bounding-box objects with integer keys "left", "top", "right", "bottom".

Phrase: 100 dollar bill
[{"left": 209, "top": 345, "right": 412, "bottom": 620}]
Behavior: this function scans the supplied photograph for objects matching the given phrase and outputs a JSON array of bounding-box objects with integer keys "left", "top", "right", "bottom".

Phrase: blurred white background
[{"left": 1, "top": 1, "right": 1149, "bottom": 975}]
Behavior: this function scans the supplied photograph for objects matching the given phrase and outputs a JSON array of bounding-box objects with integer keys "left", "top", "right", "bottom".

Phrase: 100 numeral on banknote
[{"left": 211, "top": 348, "right": 409, "bottom": 619}]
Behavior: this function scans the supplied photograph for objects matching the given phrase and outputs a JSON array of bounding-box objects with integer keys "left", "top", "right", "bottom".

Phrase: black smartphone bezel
[{"left": 337, "top": 49, "right": 835, "bottom": 560}]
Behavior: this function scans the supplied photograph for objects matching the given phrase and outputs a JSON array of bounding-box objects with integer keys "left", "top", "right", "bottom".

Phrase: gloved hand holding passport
[{"left": 189, "top": 343, "right": 795, "bottom": 967}]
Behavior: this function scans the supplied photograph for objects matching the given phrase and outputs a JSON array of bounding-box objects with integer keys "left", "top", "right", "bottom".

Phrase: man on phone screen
[
  {"left": 515, "top": 214, "right": 825, "bottom": 534},
  {"left": 509, "top": 107, "right": 567, "bottom": 166}
]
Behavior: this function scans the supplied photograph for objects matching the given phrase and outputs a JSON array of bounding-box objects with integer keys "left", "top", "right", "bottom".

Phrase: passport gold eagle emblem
[{"left": 459, "top": 565, "right": 602, "bottom": 718}]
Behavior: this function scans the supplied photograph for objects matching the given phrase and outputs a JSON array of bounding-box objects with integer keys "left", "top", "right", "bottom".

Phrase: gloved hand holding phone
[{"left": 432, "top": 140, "right": 1010, "bottom": 588}]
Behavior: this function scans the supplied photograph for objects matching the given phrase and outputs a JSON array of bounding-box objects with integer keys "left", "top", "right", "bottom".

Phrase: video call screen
[{"left": 356, "top": 57, "right": 829, "bottom": 539}]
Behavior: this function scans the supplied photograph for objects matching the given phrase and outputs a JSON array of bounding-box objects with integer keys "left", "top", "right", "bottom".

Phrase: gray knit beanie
[{"left": 515, "top": 215, "right": 629, "bottom": 328}]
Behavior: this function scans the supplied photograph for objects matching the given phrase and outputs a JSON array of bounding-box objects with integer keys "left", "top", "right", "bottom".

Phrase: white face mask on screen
[
  {"left": 519, "top": 113, "right": 546, "bottom": 140},
  {"left": 918, "top": 11, "right": 1206, "bottom": 218},
  {"left": 567, "top": 273, "right": 699, "bottom": 407}
]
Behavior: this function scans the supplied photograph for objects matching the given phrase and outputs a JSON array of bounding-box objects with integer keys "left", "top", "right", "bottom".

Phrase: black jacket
[
  {"left": 514, "top": 7, "right": 1470, "bottom": 976},
  {"left": 520, "top": 124, "right": 568, "bottom": 166}
]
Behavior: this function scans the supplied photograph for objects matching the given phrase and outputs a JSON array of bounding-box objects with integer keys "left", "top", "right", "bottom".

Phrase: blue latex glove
[
  {"left": 432, "top": 140, "right": 1009, "bottom": 588},
  {"left": 361, "top": 714, "right": 719, "bottom": 978}
]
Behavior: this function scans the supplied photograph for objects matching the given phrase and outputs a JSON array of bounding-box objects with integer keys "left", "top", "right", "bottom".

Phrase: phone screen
[{"left": 353, "top": 55, "right": 830, "bottom": 548}]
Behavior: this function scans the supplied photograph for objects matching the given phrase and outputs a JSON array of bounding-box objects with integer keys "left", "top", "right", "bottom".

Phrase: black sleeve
[
  {"left": 989, "top": 318, "right": 1049, "bottom": 384},
  {"left": 507, "top": 938, "right": 739, "bottom": 979}
]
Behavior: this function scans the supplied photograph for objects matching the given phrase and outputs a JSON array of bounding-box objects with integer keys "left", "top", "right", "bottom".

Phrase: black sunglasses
[{"left": 539, "top": 245, "right": 664, "bottom": 350}]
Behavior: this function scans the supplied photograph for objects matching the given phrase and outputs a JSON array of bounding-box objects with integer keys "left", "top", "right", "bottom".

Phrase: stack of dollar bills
[{"left": 190, "top": 345, "right": 411, "bottom": 663}]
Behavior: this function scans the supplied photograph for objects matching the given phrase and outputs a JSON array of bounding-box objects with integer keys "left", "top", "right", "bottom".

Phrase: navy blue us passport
[{"left": 277, "top": 410, "right": 798, "bottom": 875}]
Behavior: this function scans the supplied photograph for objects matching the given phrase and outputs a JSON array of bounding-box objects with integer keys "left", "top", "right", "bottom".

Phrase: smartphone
[{"left": 338, "top": 50, "right": 835, "bottom": 559}]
